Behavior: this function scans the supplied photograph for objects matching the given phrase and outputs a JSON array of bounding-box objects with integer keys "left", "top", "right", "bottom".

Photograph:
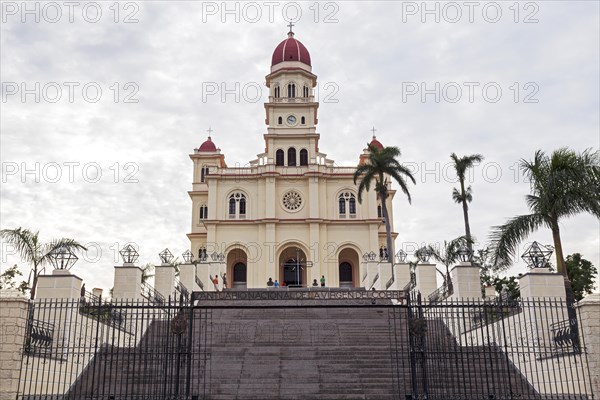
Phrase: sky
[{"left": 1, "top": 1, "right": 599, "bottom": 294}]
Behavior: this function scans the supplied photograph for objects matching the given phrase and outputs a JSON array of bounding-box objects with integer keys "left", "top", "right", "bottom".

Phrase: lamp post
[
  {"left": 416, "top": 247, "right": 432, "bottom": 263},
  {"left": 119, "top": 244, "right": 139, "bottom": 265},
  {"left": 457, "top": 244, "right": 473, "bottom": 263},
  {"left": 49, "top": 247, "right": 78, "bottom": 271},
  {"left": 396, "top": 249, "right": 407, "bottom": 263},
  {"left": 159, "top": 248, "right": 174, "bottom": 265},
  {"left": 521, "top": 241, "right": 554, "bottom": 269},
  {"left": 182, "top": 250, "right": 193, "bottom": 264}
]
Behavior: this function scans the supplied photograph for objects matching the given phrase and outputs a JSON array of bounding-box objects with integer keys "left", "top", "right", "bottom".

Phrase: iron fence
[{"left": 16, "top": 292, "right": 595, "bottom": 400}]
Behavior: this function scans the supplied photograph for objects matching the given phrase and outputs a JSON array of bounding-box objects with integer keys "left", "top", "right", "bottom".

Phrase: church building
[{"left": 187, "top": 29, "right": 398, "bottom": 289}]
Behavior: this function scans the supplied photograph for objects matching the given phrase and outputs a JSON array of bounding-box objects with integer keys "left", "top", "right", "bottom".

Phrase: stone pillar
[
  {"left": 519, "top": 268, "right": 566, "bottom": 299},
  {"left": 576, "top": 293, "right": 600, "bottom": 397},
  {"left": 195, "top": 261, "right": 212, "bottom": 291},
  {"left": 154, "top": 265, "right": 176, "bottom": 299},
  {"left": 0, "top": 292, "right": 29, "bottom": 400},
  {"left": 178, "top": 263, "right": 197, "bottom": 292},
  {"left": 112, "top": 264, "right": 143, "bottom": 300},
  {"left": 390, "top": 262, "right": 411, "bottom": 290},
  {"left": 415, "top": 263, "right": 437, "bottom": 298},
  {"left": 450, "top": 262, "right": 483, "bottom": 299},
  {"left": 36, "top": 269, "right": 82, "bottom": 299},
  {"left": 92, "top": 288, "right": 103, "bottom": 298},
  {"left": 376, "top": 262, "right": 393, "bottom": 290}
]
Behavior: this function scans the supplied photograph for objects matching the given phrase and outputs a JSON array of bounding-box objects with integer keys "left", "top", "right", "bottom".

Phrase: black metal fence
[{"left": 17, "top": 291, "right": 595, "bottom": 400}]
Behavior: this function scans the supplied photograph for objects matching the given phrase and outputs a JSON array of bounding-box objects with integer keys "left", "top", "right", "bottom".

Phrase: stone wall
[
  {"left": 577, "top": 293, "right": 600, "bottom": 397},
  {"left": 0, "top": 293, "right": 30, "bottom": 400}
]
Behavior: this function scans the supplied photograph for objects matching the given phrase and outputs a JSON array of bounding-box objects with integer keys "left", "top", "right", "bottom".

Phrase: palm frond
[{"left": 489, "top": 213, "right": 546, "bottom": 270}]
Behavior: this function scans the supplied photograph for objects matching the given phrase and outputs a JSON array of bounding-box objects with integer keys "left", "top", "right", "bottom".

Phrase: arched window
[
  {"left": 303, "top": 86, "right": 309, "bottom": 98},
  {"left": 199, "top": 205, "right": 208, "bottom": 220},
  {"left": 299, "top": 149, "right": 308, "bottom": 166},
  {"left": 228, "top": 193, "right": 247, "bottom": 219},
  {"left": 239, "top": 196, "right": 246, "bottom": 216},
  {"left": 229, "top": 197, "right": 236, "bottom": 217},
  {"left": 274, "top": 86, "right": 280, "bottom": 98},
  {"left": 349, "top": 197, "right": 356, "bottom": 215},
  {"left": 377, "top": 204, "right": 383, "bottom": 218},
  {"left": 338, "top": 197, "right": 346, "bottom": 215},
  {"left": 301, "top": 116, "right": 306, "bottom": 125},
  {"left": 275, "top": 149, "right": 284, "bottom": 166},
  {"left": 338, "top": 192, "right": 357, "bottom": 218},
  {"left": 287, "top": 83, "right": 296, "bottom": 98},
  {"left": 287, "top": 148, "right": 296, "bottom": 166},
  {"left": 277, "top": 116, "right": 283, "bottom": 125},
  {"left": 200, "top": 166, "right": 209, "bottom": 183}
]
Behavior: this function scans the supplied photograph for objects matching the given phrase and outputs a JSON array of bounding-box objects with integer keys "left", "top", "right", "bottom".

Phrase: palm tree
[
  {"left": 140, "top": 263, "right": 155, "bottom": 283},
  {"left": 353, "top": 144, "right": 416, "bottom": 259},
  {"left": 428, "top": 236, "right": 468, "bottom": 285},
  {"left": 0, "top": 228, "right": 86, "bottom": 299},
  {"left": 490, "top": 148, "right": 600, "bottom": 275},
  {"left": 450, "top": 153, "right": 484, "bottom": 254}
]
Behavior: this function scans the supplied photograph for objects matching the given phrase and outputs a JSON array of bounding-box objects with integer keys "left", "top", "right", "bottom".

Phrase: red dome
[
  {"left": 369, "top": 137, "right": 384, "bottom": 150},
  {"left": 198, "top": 137, "right": 217, "bottom": 152},
  {"left": 271, "top": 33, "right": 311, "bottom": 67}
]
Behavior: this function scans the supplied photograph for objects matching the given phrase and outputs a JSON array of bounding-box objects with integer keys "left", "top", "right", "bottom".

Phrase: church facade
[{"left": 187, "top": 30, "right": 398, "bottom": 289}]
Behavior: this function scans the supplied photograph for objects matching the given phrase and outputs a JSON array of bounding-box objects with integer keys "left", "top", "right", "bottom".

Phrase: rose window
[{"left": 282, "top": 190, "right": 303, "bottom": 211}]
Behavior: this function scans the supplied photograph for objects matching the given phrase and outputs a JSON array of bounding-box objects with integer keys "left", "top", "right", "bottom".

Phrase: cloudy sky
[{"left": 1, "top": 1, "right": 599, "bottom": 293}]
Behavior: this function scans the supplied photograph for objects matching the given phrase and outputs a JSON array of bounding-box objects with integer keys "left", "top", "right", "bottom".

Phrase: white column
[
  {"left": 576, "top": 294, "right": 600, "bottom": 397},
  {"left": 450, "top": 262, "right": 483, "bottom": 299},
  {"left": 390, "top": 262, "right": 411, "bottom": 290},
  {"left": 519, "top": 268, "right": 566, "bottom": 299},
  {"left": 154, "top": 265, "right": 176, "bottom": 299},
  {"left": 179, "top": 263, "right": 197, "bottom": 292},
  {"left": 376, "top": 262, "right": 393, "bottom": 290},
  {"left": 112, "top": 265, "right": 143, "bottom": 300},
  {"left": 415, "top": 263, "right": 437, "bottom": 298},
  {"left": 36, "top": 269, "right": 83, "bottom": 299}
]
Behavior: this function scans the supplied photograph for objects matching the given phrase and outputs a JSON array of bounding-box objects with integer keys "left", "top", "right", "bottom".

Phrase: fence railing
[
  {"left": 79, "top": 291, "right": 128, "bottom": 331},
  {"left": 428, "top": 279, "right": 453, "bottom": 304},
  {"left": 174, "top": 277, "right": 190, "bottom": 300},
  {"left": 141, "top": 281, "right": 165, "bottom": 304},
  {"left": 550, "top": 318, "right": 581, "bottom": 355},
  {"left": 24, "top": 318, "right": 54, "bottom": 358}
]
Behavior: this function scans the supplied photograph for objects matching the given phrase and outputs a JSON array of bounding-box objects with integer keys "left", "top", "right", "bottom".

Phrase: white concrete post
[
  {"left": 92, "top": 288, "right": 103, "bottom": 298},
  {"left": 178, "top": 263, "right": 197, "bottom": 292},
  {"left": 195, "top": 260, "right": 212, "bottom": 292},
  {"left": 154, "top": 265, "right": 176, "bottom": 299},
  {"left": 484, "top": 284, "right": 496, "bottom": 300},
  {"left": 376, "top": 262, "right": 393, "bottom": 290},
  {"left": 519, "top": 268, "right": 567, "bottom": 299},
  {"left": 450, "top": 262, "right": 483, "bottom": 299},
  {"left": 576, "top": 294, "right": 600, "bottom": 397},
  {"left": 390, "top": 262, "right": 411, "bottom": 290},
  {"left": 112, "top": 265, "right": 143, "bottom": 300},
  {"left": 36, "top": 269, "right": 83, "bottom": 299},
  {"left": 415, "top": 263, "right": 437, "bottom": 298}
]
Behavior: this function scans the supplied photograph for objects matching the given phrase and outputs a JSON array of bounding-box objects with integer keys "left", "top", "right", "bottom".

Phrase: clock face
[{"left": 286, "top": 115, "right": 297, "bottom": 125}]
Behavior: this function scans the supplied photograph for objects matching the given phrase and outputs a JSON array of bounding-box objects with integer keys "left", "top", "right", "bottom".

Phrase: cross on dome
[
  {"left": 371, "top": 126, "right": 377, "bottom": 138},
  {"left": 287, "top": 21, "right": 295, "bottom": 37},
  {"left": 207, "top": 126, "right": 213, "bottom": 138}
]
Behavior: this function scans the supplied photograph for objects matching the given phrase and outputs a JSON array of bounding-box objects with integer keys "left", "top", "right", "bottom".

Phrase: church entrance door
[{"left": 233, "top": 262, "right": 247, "bottom": 288}]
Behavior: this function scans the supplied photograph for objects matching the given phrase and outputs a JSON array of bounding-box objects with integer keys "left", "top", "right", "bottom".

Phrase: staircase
[{"left": 63, "top": 297, "right": 586, "bottom": 400}]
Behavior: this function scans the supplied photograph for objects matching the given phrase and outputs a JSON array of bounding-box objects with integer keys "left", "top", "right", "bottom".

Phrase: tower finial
[
  {"left": 207, "top": 126, "right": 213, "bottom": 140},
  {"left": 371, "top": 126, "right": 377, "bottom": 139},
  {"left": 287, "top": 21, "right": 295, "bottom": 37}
]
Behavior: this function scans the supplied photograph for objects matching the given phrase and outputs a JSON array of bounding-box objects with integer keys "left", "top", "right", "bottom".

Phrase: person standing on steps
[
  {"left": 320, "top": 275, "right": 326, "bottom": 287},
  {"left": 222, "top": 273, "right": 227, "bottom": 289},
  {"left": 212, "top": 275, "right": 219, "bottom": 291},
  {"left": 274, "top": 280, "right": 279, "bottom": 288}
]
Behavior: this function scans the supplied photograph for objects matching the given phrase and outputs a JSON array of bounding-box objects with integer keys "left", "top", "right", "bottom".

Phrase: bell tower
[{"left": 264, "top": 26, "right": 320, "bottom": 166}]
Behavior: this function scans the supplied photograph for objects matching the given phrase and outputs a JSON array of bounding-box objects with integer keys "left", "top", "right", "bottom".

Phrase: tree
[
  {"left": 0, "top": 264, "right": 29, "bottom": 294},
  {"left": 490, "top": 148, "right": 600, "bottom": 275},
  {"left": 354, "top": 144, "right": 416, "bottom": 259},
  {"left": 450, "top": 153, "right": 484, "bottom": 254},
  {"left": 141, "top": 263, "right": 155, "bottom": 283},
  {"left": 565, "top": 253, "right": 597, "bottom": 301},
  {"left": 428, "top": 236, "right": 468, "bottom": 285},
  {"left": 0, "top": 228, "right": 86, "bottom": 299}
]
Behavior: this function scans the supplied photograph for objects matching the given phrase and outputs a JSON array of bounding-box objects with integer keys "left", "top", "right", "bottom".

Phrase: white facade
[{"left": 187, "top": 31, "right": 398, "bottom": 289}]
